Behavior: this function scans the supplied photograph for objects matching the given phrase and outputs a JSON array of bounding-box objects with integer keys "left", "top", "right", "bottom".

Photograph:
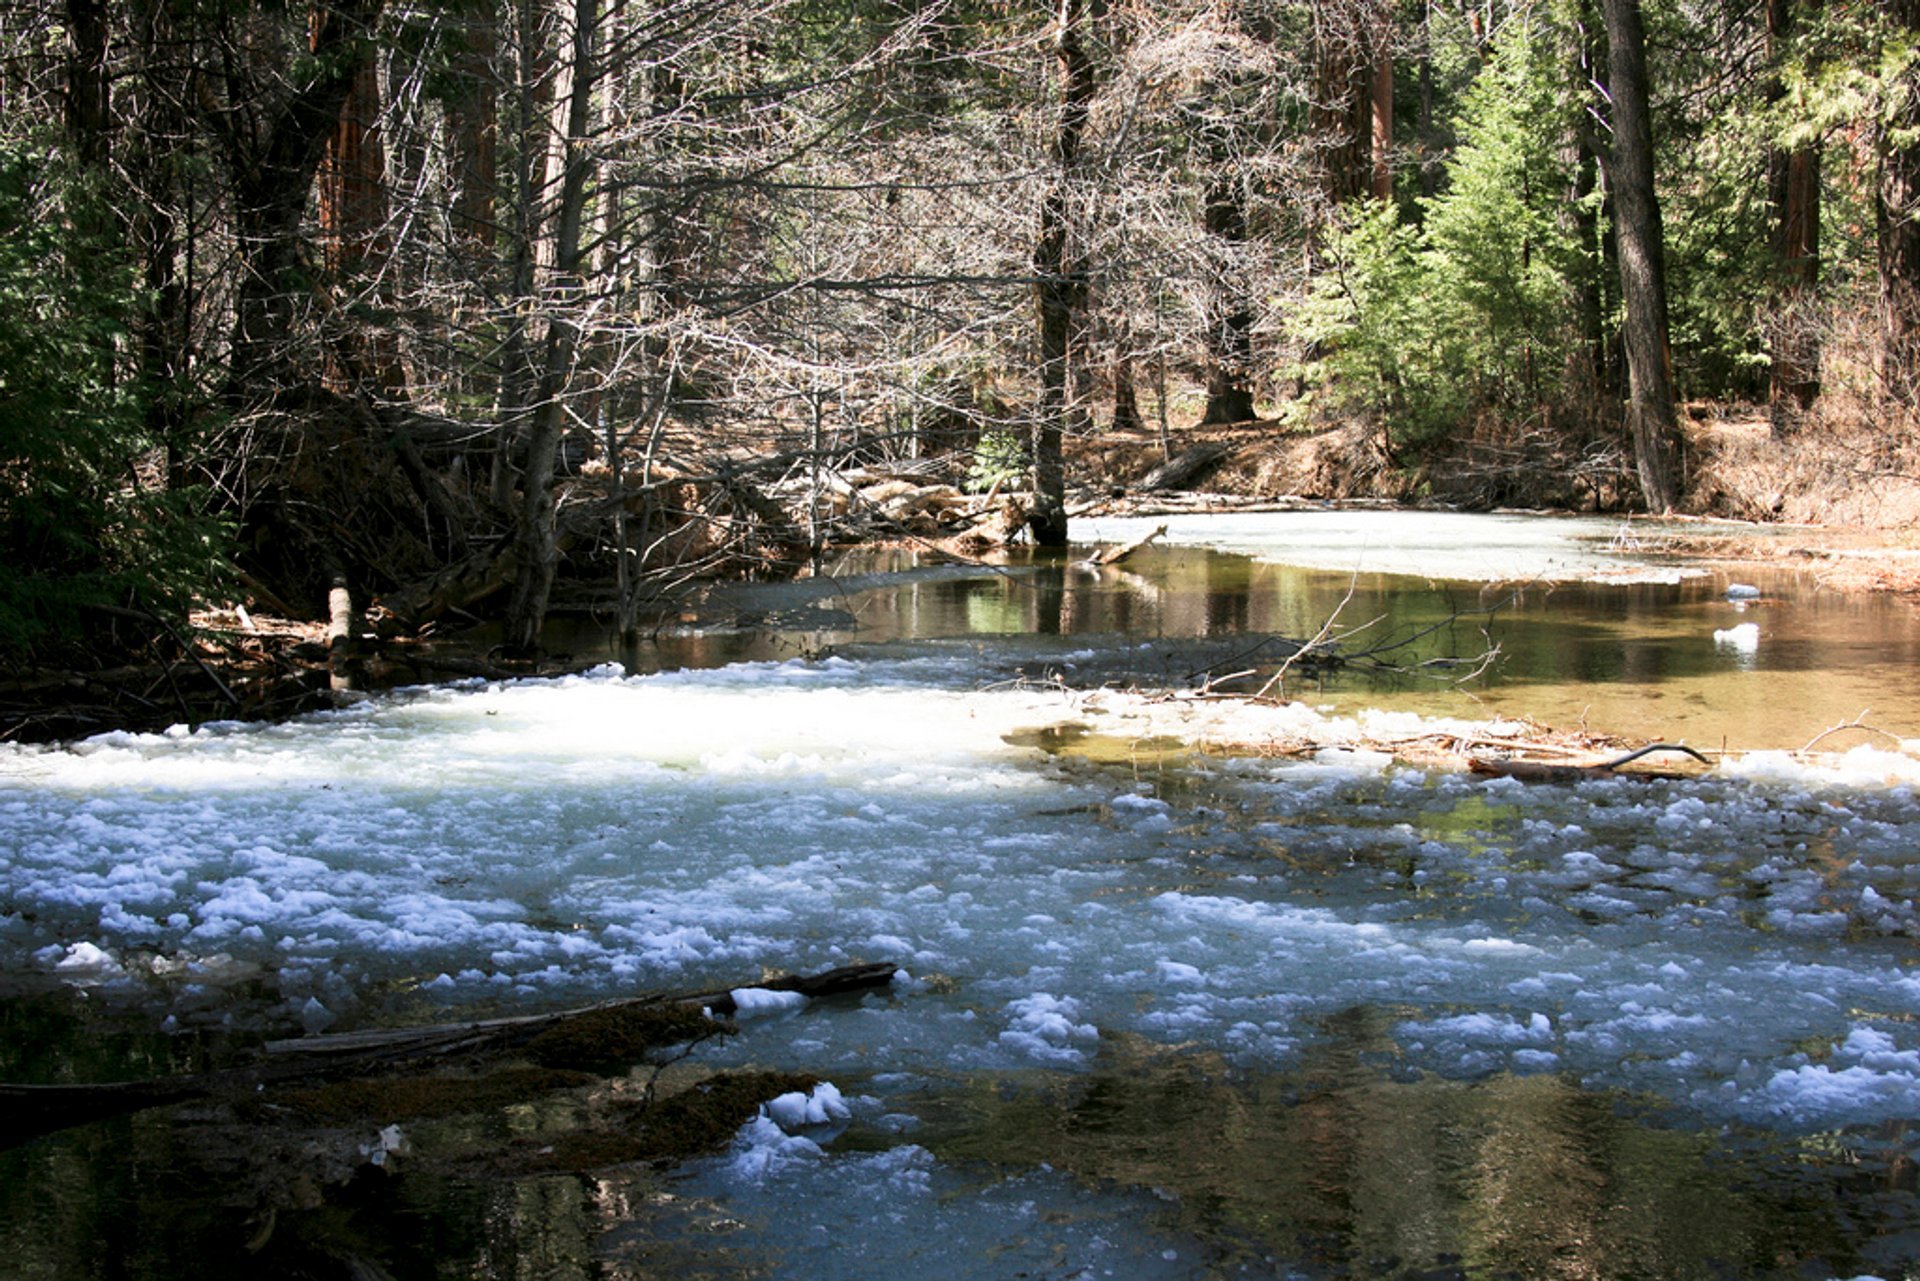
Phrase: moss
[
  {"left": 522, "top": 1003, "right": 725, "bottom": 1073},
  {"left": 526, "top": 1070, "right": 817, "bottom": 1172}
]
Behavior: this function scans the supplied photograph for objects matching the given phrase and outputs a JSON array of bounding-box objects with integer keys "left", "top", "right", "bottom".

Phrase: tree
[
  {"left": 1600, "top": 0, "right": 1682, "bottom": 511},
  {"left": 210, "top": 1, "right": 390, "bottom": 400},
  {"left": 0, "top": 145, "right": 227, "bottom": 659},
  {"left": 1768, "top": 0, "right": 1822, "bottom": 429},
  {"left": 1032, "top": 0, "right": 1095, "bottom": 546},
  {"left": 502, "top": 0, "right": 601, "bottom": 652},
  {"left": 1881, "top": 0, "right": 1920, "bottom": 402}
]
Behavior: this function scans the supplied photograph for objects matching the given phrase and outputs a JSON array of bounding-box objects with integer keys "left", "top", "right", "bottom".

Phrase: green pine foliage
[
  {"left": 0, "top": 145, "right": 228, "bottom": 663},
  {"left": 1293, "top": 20, "right": 1594, "bottom": 453}
]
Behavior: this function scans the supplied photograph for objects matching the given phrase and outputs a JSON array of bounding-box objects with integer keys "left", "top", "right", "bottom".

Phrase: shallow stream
[{"left": 3, "top": 510, "right": 1919, "bottom": 1279}]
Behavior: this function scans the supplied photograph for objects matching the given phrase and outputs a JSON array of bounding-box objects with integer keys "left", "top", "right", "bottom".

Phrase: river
[{"left": 2, "top": 509, "right": 1917, "bottom": 1279}]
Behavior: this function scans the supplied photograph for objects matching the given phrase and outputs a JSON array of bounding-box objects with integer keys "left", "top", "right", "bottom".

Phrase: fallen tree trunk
[
  {"left": 1, "top": 961, "right": 898, "bottom": 1147},
  {"left": 1140, "top": 442, "right": 1231, "bottom": 491},
  {"left": 1468, "top": 743, "right": 1711, "bottom": 784}
]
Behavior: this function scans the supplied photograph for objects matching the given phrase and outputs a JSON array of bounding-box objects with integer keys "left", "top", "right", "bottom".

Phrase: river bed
[{"left": 3, "top": 510, "right": 1918, "bottom": 1279}]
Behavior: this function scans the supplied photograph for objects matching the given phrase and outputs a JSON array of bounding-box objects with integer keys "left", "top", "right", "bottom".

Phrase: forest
[{"left": 3, "top": 0, "right": 1916, "bottom": 673}]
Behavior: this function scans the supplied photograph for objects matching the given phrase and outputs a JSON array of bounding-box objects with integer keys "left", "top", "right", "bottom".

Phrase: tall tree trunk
[
  {"left": 1768, "top": 0, "right": 1821, "bottom": 432},
  {"left": 446, "top": 10, "right": 500, "bottom": 249},
  {"left": 1198, "top": 173, "right": 1257, "bottom": 424},
  {"left": 128, "top": 0, "right": 194, "bottom": 468},
  {"left": 1370, "top": 37, "right": 1393, "bottom": 202},
  {"left": 315, "top": 24, "right": 403, "bottom": 393},
  {"left": 492, "top": 0, "right": 558, "bottom": 510},
  {"left": 1600, "top": 0, "right": 1682, "bottom": 511},
  {"left": 1311, "top": 0, "right": 1393, "bottom": 208},
  {"left": 503, "top": 0, "right": 599, "bottom": 653},
  {"left": 224, "top": 0, "right": 388, "bottom": 404},
  {"left": 63, "top": 1, "right": 112, "bottom": 168},
  {"left": 1880, "top": 0, "right": 1920, "bottom": 403},
  {"left": 1031, "top": 0, "right": 1093, "bottom": 548}
]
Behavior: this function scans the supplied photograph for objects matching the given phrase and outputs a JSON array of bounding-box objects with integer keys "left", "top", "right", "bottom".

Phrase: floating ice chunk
[
  {"left": 729, "top": 987, "right": 811, "bottom": 1018},
  {"left": 764, "top": 1081, "right": 852, "bottom": 1131},
  {"left": 1000, "top": 992, "right": 1099, "bottom": 1064},
  {"left": 1760, "top": 1063, "right": 1920, "bottom": 1126},
  {"left": 1837, "top": 1026, "right": 1920, "bottom": 1073},
  {"left": 48, "top": 941, "right": 122, "bottom": 977},
  {"left": 1712, "top": 622, "right": 1760, "bottom": 655},
  {"left": 359, "top": 1123, "right": 408, "bottom": 1167},
  {"left": 1725, "top": 583, "right": 1761, "bottom": 600},
  {"left": 1156, "top": 959, "right": 1205, "bottom": 984},
  {"left": 298, "top": 996, "right": 337, "bottom": 1033},
  {"left": 722, "top": 1113, "right": 827, "bottom": 1183}
]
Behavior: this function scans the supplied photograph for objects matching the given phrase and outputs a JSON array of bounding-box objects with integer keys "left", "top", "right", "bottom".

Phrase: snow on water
[
  {"left": 4, "top": 656, "right": 1920, "bottom": 1143},
  {"left": 1076, "top": 508, "right": 1712, "bottom": 583}
]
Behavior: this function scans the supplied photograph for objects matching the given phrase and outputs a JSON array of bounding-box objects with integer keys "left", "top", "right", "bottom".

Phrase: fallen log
[
  {"left": 1140, "top": 442, "right": 1231, "bottom": 492},
  {"left": 1468, "top": 743, "right": 1712, "bottom": 784},
  {"left": 0, "top": 961, "right": 899, "bottom": 1147}
]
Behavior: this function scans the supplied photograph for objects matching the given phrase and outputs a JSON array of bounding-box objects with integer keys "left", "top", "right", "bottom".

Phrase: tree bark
[
  {"left": 62, "top": 1, "right": 112, "bottom": 168},
  {"left": 446, "top": 10, "right": 500, "bottom": 248},
  {"left": 1198, "top": 173, "right": 1257, "bottom": 424},
  {"left": 222, "top": 0, "right": 389, "bottom": 403},
  {"left": 1880, "top": 0, "right": 1920, "bottom": 403},
  {"left": 1768, "top": 0, "right": 1821, "bottom": 431},
  {"left": 1031, "top": 0, "right": 1094, "bottom": 548},
  {"left": 502, "top": 0, "right": 599, "bottom": 653},
  {"left": 1311, "top": 0, "right": 1393, "bottom": 208},
  {"left": 1600, "top": 0, "right": 1682, "bottom": 511},
  {"left": 315, "top": 18, "right": 404, "bottom": 394}
]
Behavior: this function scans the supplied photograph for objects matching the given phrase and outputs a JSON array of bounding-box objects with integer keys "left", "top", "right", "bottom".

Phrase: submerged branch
[{"left": 0, "top": 961, "right": 898, "bottom": 1147}]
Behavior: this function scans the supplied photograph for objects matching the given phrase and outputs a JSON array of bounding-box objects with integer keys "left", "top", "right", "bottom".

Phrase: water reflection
[
  {"left": 918, "top": 1031, "right": 1908, "bottom": 1280},
  {"left": 8, "top": 1034, "right": 1907, "bottom": 1280},
  {"left": 571, "top": 541, "right": 1920, "bottom": 749}
]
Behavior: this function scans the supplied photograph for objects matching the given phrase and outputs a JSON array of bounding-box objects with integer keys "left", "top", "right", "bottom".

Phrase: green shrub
[{"left": 965, "top": 428, "right": 1027, "bottom": 493}]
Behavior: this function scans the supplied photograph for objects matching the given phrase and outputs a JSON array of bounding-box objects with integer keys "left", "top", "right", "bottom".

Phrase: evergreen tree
[{"left": 0, "top": 147, "right": 227, "bottom": 661}]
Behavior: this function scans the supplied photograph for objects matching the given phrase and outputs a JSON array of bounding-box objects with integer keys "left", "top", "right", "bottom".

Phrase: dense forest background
[{"left": 5, "top": 0, "right": 1920, "bottom": 666}]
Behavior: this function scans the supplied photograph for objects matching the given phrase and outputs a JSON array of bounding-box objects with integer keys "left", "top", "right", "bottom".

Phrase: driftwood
[
  {"left": 1087, "top": 523, "right": 1167, "bottom": 567},
  {"left": 1, "top": 961, "right": 898, "bottom": 1147},
  {"left": 1468, "top": 743, "right": 1712, "bottom": 784},
  {"left": 1140, "top": 442, "right": 1231, "bottom": 492}
]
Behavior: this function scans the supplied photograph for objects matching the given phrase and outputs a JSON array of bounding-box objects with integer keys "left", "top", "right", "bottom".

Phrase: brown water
[{"left": 594, "top": 539, "right": 1920, "bottom": 752}]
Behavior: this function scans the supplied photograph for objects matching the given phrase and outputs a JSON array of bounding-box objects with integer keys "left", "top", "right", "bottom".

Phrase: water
[
  {"left": 611, "top": 508, "right": 1920, "bottom": 752},
  {"left": 3, "top": 511, "right": 1919, "bottom": 1279}
]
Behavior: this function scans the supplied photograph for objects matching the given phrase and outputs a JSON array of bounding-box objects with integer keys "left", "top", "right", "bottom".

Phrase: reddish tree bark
[{"left": 1768, "top": 0, "right": 1821, "bottom": 431}]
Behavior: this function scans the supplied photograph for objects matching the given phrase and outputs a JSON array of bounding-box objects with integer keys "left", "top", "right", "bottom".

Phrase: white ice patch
[
  {"left": 7, "top": 660, "right": 1920, "bottom": 1137},
  {"left": 999, "top": 993, "right": 1099, "bottom": 1064},
  {"left": 720, "top": 1114, "right": 827, "bottom": 1184},
  {"left": 763, "top": 1082, "right": 852, "bottom": 1131},
  {"left": 729, "top": 987, "right": 810, "bottom": 1018}
]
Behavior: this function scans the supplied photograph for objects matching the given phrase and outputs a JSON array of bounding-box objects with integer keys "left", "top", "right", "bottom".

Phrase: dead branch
[{"left": 1801, "top": 709, "right": 1908, "bottom": 754}]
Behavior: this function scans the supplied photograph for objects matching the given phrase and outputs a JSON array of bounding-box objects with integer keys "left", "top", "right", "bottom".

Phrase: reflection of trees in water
[{"left": 921, "top": 1013, "right": 1882, "bottom": 1277}]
